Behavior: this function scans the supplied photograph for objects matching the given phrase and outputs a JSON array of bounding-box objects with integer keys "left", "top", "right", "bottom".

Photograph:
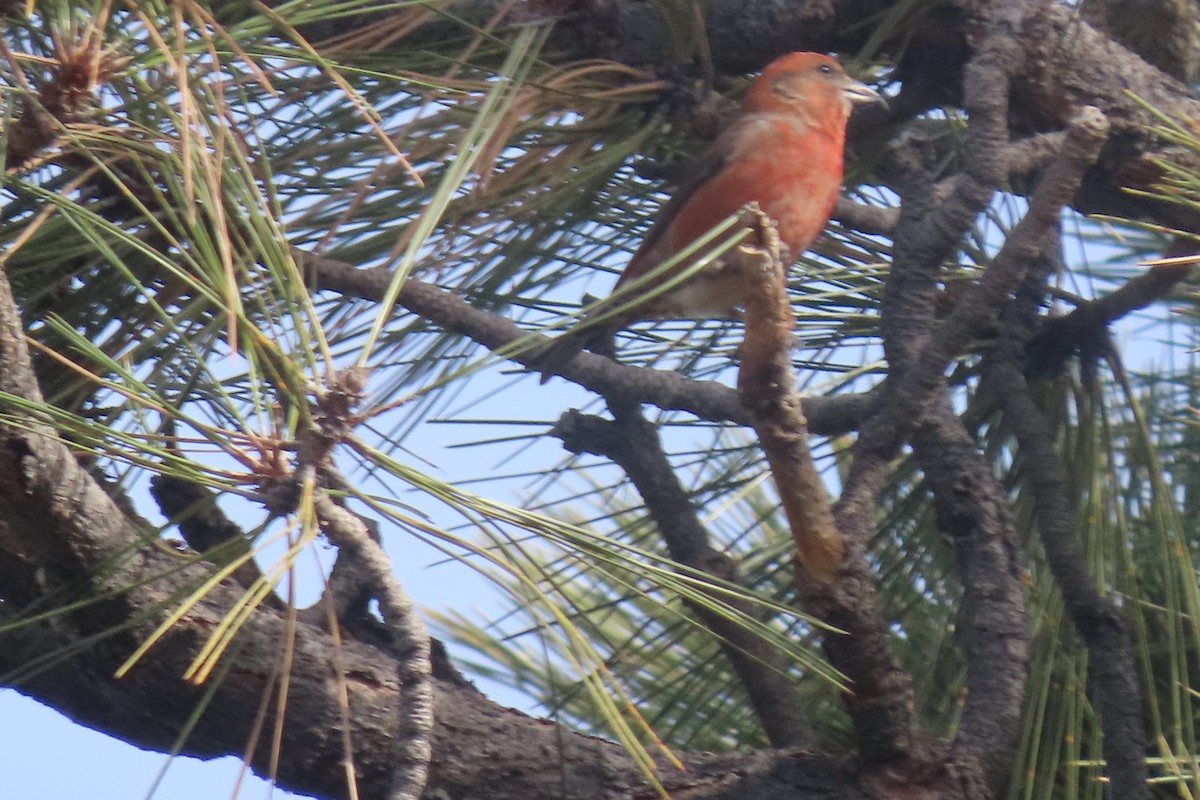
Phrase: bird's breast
[
  {"left": 668, "top": 124, "right": 845, "bottom": 258},
  {"left": 622, "top": 119, "right": 846, "bottom": 320}
]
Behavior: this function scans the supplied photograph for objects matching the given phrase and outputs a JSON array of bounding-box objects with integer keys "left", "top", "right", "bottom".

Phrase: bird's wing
[
  {"left": 535, "top": 121, "right": 753, "bottom": 384},
  {"left": 615, "top": 122, "right": 746, "bottom": 288}
]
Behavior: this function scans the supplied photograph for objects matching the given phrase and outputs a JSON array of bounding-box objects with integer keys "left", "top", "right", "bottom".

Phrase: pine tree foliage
[{"left": 2, "top": 2, "right": 1200, "bottom": 800}]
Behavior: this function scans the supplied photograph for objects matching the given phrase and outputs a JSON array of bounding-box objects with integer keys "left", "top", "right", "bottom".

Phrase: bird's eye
[{"left": 817, "top": 64, "right": 833, "bottom": 74}]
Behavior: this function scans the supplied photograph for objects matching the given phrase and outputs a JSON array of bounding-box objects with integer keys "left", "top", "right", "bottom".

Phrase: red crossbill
[{"left": 538, "top": 52, "right": 882, "bottom": 382}]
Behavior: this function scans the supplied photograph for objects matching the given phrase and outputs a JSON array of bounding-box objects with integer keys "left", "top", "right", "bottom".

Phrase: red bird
[{"left": 538, "top": 52, "right": 882, "bottom": 382}]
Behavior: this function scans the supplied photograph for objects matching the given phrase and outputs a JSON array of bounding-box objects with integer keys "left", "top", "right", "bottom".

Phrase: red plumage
[{"left": 539, "top": 52, "right": 881, "bottom": 382}]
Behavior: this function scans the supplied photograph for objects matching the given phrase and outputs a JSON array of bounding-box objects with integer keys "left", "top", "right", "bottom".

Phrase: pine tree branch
[
  {"left": 312, "top": 491, "right": 434, "bottom": 800},
  {"left": 297, "top": 370, "right": 434, "bottom": 800},
  {"left": 980, "top": 234, "right": 1152, "bottom": 800},
  {"left": 0, "top": 256, "right": 877, "bottom": 800},
  {"left": 1026, "top": 246, "right": 1197, "bottom": 378},
  {"left": 733, "top": 210, "right": 917, "bottom": 768},
  {"left": 736, "top": 213, "right": 844, "bottom": 584},
  {"left": 910, "top": 394, "right": 1028, "bottom": 788},
  {"left": 552, "top": 407, "right": 815, "bottom": 748},
  {"left": 984, "top": 345, "right": 1150, "bottom": 800},
  {"left": 299, "top": 248, "right": 874, "bottom": 435}
]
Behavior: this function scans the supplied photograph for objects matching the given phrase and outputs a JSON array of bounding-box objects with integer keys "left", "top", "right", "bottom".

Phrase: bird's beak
[{"left": 843, "top": 78, "right": 886, "bottom": 109}]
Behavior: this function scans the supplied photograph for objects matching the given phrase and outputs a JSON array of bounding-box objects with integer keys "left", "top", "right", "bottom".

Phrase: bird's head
[{"left": 742, "top": 52, "right": 883, "bottom": 126}]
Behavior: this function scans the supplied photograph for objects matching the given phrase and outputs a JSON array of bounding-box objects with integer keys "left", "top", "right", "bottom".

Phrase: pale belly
[
  {"left": 647, "top": 188, "right": 837, "bottom": 320},
  {"left": 653, "top": 266, "right": 747, "bottom": 318}
]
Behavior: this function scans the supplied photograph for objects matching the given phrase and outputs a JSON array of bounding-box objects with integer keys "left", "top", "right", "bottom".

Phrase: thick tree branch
[
  {"left": 986, "top": 351, "right": 1150, "bottom": 798},
  {"left": 842, "top": 57, "right": 1108, "bottom": 485},
  {"left": 1080, "top": 0, "right": 1200, "bottom": 82},
  {"left": 983, "top": 250, "right": 1151, "bottom": 799},
  {"left": 826, "top": 0, "right": 1026, "bottom": 591},
  {"left": 910, "top": 396, "right": 1028, "bottom": 790},
  {"left": 864, "top": 56, "right": 1108, "bottom": 786},
  {"left": 781, "top": 5, "right": 1036, "bottom": 777},
  {"left": 0, "top": 548, "right": 873, "bottom": 800},
  {"left": 904, "top": 106, "right": 1109, "bottom": 395},
  {"left": 888, "top": 29, "right": 1105, "bottom": 788},
  {"left": 808, "top": 5, "right": 1066, "bottom": 788}
]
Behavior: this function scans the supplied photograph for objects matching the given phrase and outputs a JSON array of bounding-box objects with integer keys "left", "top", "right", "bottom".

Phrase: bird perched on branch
[{"left": 537, "top": 52, "right": 883, "bottom": 383}]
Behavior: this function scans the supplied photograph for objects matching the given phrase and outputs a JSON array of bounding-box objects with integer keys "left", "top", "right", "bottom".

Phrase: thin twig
[
  {"left": 297, "top": 371, "right": 434, "bottom": 800},
  {"left": 312, "top": 490, "right": 434, "bottom": 800},
  {"left": 1027, "top": 250, "right": 1196, "bottom": 378}
]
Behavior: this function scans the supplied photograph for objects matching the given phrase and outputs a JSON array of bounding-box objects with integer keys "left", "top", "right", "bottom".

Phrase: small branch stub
[{"left": 735, "top": 206, "right": 843, "bottom": 583}]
